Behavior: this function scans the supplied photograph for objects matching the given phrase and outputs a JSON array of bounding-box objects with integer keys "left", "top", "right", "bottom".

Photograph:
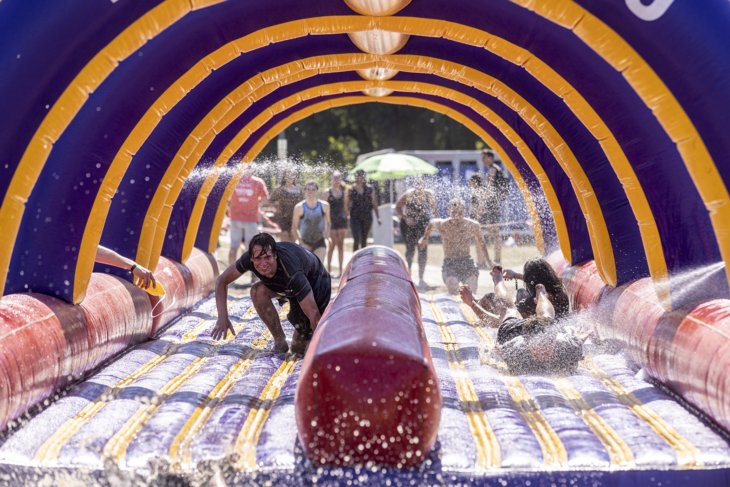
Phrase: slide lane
[{"left": 0, "top": 291, "right": 729, "bottom": 485}]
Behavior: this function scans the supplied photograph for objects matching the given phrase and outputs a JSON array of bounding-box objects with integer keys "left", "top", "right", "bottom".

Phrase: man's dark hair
[
  {"left": 248, "top": 233, "right": 277, "bottom": 258},
  {"left": 523, "top": 257, "right": 562, "bottom": 297},
  {"left": 469, "top": 173, "right": 485, "bottom": 186}
]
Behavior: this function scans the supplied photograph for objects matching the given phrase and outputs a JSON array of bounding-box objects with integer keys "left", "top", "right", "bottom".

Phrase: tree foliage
[{"left": 259, "top": 104, "right": 485, "bottom": 167}]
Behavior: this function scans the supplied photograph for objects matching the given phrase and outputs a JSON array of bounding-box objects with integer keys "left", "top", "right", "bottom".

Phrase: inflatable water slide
[{"left": 1, "top": 1, "right": 730, "bottom": 485}]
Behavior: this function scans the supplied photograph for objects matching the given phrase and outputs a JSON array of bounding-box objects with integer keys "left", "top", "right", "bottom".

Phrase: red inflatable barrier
[
  {"left": 149, "top": 249, "right": 217, "bottom": 335},
  {"left": 0, "top": 249, "right": 218, "bottom": 431},
  {"left": 562, "top": 260, "right": 604, "bottom": 311},
  {"left": 296, "top": 246, "right": 441, "bottom": 467},
  {"left": 0, "top": 275, "right": 152, "bottom": 431},
  {"left": 559, "top": 260, "right": 730, "bottom": 433},
  {"left": 81, "top": 274, "right": 152, "bottom": 370}
]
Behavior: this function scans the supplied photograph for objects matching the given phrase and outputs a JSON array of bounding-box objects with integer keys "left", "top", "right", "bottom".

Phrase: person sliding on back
[{"left": 461, "top": 265, "right": 589, "bottom": 375}]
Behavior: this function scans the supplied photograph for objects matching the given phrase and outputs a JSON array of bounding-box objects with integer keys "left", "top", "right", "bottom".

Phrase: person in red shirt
[{"left": 229, "top": 168, "right": 269, "bottom": 265}]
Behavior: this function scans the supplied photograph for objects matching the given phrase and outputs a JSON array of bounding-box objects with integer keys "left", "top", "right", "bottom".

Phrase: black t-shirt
[{"left": 235, "top": 242, "right": 331, "bottom": 311}]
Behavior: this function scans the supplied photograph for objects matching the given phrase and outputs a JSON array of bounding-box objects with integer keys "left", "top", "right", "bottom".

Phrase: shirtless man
[{"left": 418, "top": 198, "right": 492, "bottom": 294}]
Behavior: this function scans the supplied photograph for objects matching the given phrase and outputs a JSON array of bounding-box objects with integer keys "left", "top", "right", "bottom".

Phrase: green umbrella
[{"left": 352, "top": 152, "right": 437, "bottom": 181}]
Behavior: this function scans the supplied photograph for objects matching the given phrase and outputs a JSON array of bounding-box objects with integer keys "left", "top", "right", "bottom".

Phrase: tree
[{"left": 258, "top": 104, "right": 484, "bottom": 166}]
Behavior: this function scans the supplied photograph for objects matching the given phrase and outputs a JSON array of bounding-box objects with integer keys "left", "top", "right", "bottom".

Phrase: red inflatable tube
[
  {"left": 0, "top": 275, "right": 152, "bottom": 431},
  {"left": 149, "top": 250, "right": 217, "bottom": 335},
  {"left": 296, "top": 246, "right": 441, "bottom": 468},
  {"left": 562, "top": 260, "right": 604, "bottom": 311},
  {"left": 149, "top": 256, "right": 193, "bottom": 335},
  {"left": 558, "top": 260, "right": 730, "bottom": 433},
  {"left": 0, "top": 295, "right": 70, "bottom": 425},
  {"left": 81, "top": 274, "right": 153, "bottom": 371},
  {"left": 185, "top": 247, "right": 218, "bottom": 306},
  {"left": 669, "top": 300, "right": 730, "bottom": 428}
]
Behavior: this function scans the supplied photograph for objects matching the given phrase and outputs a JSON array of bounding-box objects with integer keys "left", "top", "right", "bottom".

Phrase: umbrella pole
[{"left": 390, "top": 180, "right": 394, "bottom": 203}]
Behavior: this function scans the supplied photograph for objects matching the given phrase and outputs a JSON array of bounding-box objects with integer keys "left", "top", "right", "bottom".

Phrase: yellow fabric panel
[
  {"left": 524, "top": 0, "right": 730, "bottom": 291},
  {"left": 198, "top": 83, "right": 575, "bottom": 263},
  {"left": 0, "top": 0, "right": 195, "bottom": 303},
  {"left": 207, "top": 93, "right": 550, "bottom": 257},
  {"left": 512, "top": 0, "right": 584, "bottom": 29}
]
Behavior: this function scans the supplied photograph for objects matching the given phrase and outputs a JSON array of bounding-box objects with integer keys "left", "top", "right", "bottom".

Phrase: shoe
[{"left": 417, "top": 280, "right": 433, "bottom": 291}]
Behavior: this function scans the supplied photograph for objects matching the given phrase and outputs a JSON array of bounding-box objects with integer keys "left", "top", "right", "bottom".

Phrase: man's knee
[{"left": 250, "top": 281, "right": 275, "bottom": 302}]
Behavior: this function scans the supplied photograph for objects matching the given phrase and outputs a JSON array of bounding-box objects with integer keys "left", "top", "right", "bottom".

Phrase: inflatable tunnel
[{"left": 1, "top": 0, "right": 730, "bottom": 482}]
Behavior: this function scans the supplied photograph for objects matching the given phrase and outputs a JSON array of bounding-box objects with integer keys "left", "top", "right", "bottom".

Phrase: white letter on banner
[{"left": 626, "top": 0, "right": 675, "bottom": 21}]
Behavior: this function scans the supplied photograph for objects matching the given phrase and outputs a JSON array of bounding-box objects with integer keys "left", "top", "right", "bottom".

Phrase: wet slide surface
[{"left": 1, "top": 290, "right": 729, "bottom": 486}]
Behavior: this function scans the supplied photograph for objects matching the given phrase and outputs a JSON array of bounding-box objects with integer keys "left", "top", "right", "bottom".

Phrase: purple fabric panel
[
  {"left": 0, "top": 0, "right": 165, "bottom": 199},
  {"left": 4, "top": 1, "right": 351, "bottom": 301},
  {"left": 576, "top": 0, "right": 730, "bottom": 185},
  {"left": 195, "top": 171, "right": 234, "bottom": 254},
  {"left": 400, "top": 0, "right": 722, "bottom": 286}
]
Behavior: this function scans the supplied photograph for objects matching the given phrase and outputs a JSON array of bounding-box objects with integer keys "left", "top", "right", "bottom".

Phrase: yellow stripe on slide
[
  {"left": 234, "top": 353, "right": 299, "bottom": 471},
  {"left": 457, "top": 297, "right": 567, "bottom": 466},
  {"left": 584, "top": 359, "right": 702, "bottom": 468},
  {"left": 427, "top": 294, "right": 501, "bottom": 470},
  {"left": 103, "top": 328, "right": 271, "bottom": 466},
  {"left": 34, "top": 307, "right": 253, "bottom": 464},
  {"left": 168, "top": 332, "right": 273, "bottom": 470},
  {"left": 553, "top": 378, "right": 635, "bottom": 467}
]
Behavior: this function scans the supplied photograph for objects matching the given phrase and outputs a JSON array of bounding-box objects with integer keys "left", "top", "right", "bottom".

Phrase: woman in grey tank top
[{"left": 292, "top": 180, "right": 331, "bottom": 262}]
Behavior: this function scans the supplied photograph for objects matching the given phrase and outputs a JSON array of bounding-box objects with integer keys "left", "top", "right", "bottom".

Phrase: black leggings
[
  {"left": 350, "top": 216, "right": 372, "bottom": 251},
  {"left": 400, "top": 219, "right": 429, "bottom": 276}
]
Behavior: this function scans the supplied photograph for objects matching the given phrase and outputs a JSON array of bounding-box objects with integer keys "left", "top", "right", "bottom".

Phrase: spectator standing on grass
[
  {"left": 483, "top": 149, "right": 511, "bottom": 264},
  {"left": 269, "top": 169, "right": 303, "bottom": 243},
  {"left": 348, "top": 169, "right": 381, "bottom": 252},
  {"left": 396, "top": 176, "right": 437, "bottom": 290},
  {"left": 228, "top": 167, "right": 269, "bottom": 266},
  {"left": 324, "top": 171, "right": 349, "bottom": 277}
]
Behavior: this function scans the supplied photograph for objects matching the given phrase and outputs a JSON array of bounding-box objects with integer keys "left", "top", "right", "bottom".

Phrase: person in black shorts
[
  {"left": 324, "top": 171, "right": 349, "bottom": 277},
  {"left": 348, "top": 169, "right": 380, "bottom": 252},
  {"left": 213, "top": 233, "right": 331, "bottom": 354},
  {"left": 461, "top": 266, "right": 588, "bottom": 375}
]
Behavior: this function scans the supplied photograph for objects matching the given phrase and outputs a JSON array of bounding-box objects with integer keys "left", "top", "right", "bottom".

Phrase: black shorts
[
  {"left": 497, "top": 316, "right": 529, "bottom": 345},
  {"left": 483, "top": 198, "right": 502, "bottom": 225},
  {"left": 441, "top": 256, "right": 479, "bottom": 283},
  {"left": 285, "top": 284, "right": 331, "bottom": 340}
]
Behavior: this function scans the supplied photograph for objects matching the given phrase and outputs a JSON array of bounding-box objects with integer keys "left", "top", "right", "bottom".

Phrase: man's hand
[
  {"left": 459, "top": 284, "right": 475, "bottom": 307},
  {"left": 418, "top": 237, "right": 428, "bottom": 250},
  {"left": 502, "top": 268, "right": 518, "bottom": 280},
  {"left": 132, "top": 264, "right": 156, "bottom": 290},
  {"left": 212, "top": 316, "right": 235, "bottom": 341}
]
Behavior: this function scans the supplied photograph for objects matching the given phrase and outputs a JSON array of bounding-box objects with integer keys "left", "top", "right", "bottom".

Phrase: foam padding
[
  {"left": 561, "top": 262, "right": 730, "bottom": 433},
  {"left": 150, "top": 249, "right": 217, "bottom": 335},
  {"left": 296, "top": 246, "right": 441, "bottom": 467},
  {"left": 0, "top": 275, "right": 151, "bottom": 431}
]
